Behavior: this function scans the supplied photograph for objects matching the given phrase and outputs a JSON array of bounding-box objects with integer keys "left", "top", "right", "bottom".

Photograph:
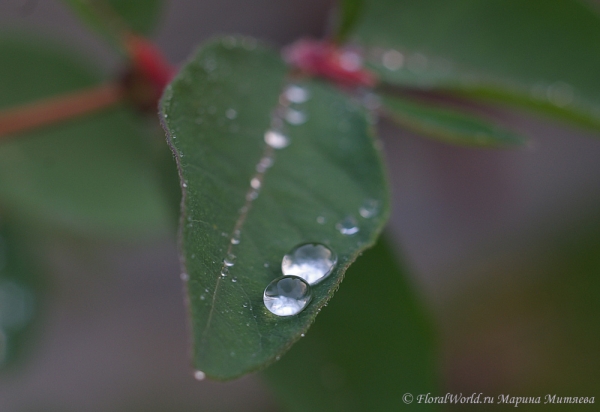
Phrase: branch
[{"left": 0, "top": 82, "right": 124, "bottom": 140}]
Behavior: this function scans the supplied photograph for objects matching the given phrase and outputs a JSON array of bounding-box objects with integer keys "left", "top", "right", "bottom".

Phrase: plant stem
[{"left": 0, "top": 82, "right": 124, "bottom": 140}]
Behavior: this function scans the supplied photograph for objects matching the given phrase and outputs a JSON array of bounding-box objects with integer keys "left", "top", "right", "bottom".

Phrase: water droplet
[
  {"left": 263, "top": 276, "right": 312, "bottom": 316},
  {"left": 336, "top": 216, "right": 359, "bottom": 235},
  {"left": 285, "top": 108, "right": 307, "bottom": 125},
  {"left": 250, "top": 178, "right": 261, "bottom": 189},
  {"left": 182, "top": 182, "right": 188, "bottom": 188},
  {"left": 231, "top": 277, "right": 237, "bottom": 283},
  {"left": 281, "top": 243, "right": 337, "bottom": 285},
  {"left": 301, "top": 333, "right": 305, "bottom": 337},
  {"left": 246, "top": 190, "right": 259, "bottom": 201},
  {"left": 224, "top": 253, "right": 236, "bottom": 267},
  {"left": 231, "top": 229, "right": 241, "bottom": 244},
  {"left": 284, "top": 85, "right": 310, "bottom": 104},
  {"left": 316, "top": 216, "right": 326, "bottom": 224},
  {"left": 264, "top": 130, "right": 290, "bottom": 149},
  {"left": 204, "top": 58, "right": 217, "bottom": 72},
  {"left": 226, "top": 108, "right": 237, "bottom": 119},
  {"left": 180, "top": 272, "right": 189, "bottom": 281},
  {"left": 382, "top": 49, "right": 404, "bottom": 71},
  {"left": 220, "top": 268, "right": 229, "bottom": 278},
  {"left": 359, "top": 199, "right": 380, "bottom": 218},
  {"left": 194, "top": 370, "right": 206, "bottom": 380},
  {"left": 256, "top": 156, "right": 274, "bottom": 172},
  {"left": 200, "top": 294, "right": 206, "bottom": 300}
]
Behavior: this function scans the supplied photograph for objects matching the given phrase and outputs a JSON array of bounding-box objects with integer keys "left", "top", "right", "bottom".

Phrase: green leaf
[
  {"left": 335, "top": 0, "right": 366, "bottom": 43},
  {"left": 380, "top": 94, "right": 527, "bottom": 147},
  {"left": 160, "top": 37, "right": 390, "bottom": 380},
  {"left": 351, "top": 0, "right": 600, "bottom": 129},
  {"left": 263, "top": 238, "right": 440, "bottom": 411},
  {"left": 0, "top": 35, "right": 170, "bottom": 237},
  {"left": 61, "top": 0, "right": 164, "bottom": 48},
  {"left": 0, "top": 222, "right": 43, "bottom": 370}
]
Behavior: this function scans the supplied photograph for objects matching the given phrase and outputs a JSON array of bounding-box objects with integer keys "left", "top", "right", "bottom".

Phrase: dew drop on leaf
[
  {"left": 263, "top": 276, "right": 312, "bottom": 316},
  {"left": 285, "top": 108, "right": 307, "bottom": 125},
  {"left": 224, "top": 253, "right": 236, "bottom": 267},
  {"left": 336, "top": 216, "right": 359, "bottom": 235},
  {"left": 281, "top": 243, "right": 337, "bottom": 285},
  {"left": 264, "top": 130, "right": 290, "bottom": 149},
  {"left": 284, "top": 85, "right": 310, "bottom": 104},
  {"left": 226, "top": 108, "right": 238, "bottom": 119},
  {"left": 359, "top": 199, "right": 380, "bottom": 218}
]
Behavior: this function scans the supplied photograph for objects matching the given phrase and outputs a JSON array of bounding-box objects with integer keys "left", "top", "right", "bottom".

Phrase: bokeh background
[{"left": 1, "top": 0, "right": 599, "bottom": 410}]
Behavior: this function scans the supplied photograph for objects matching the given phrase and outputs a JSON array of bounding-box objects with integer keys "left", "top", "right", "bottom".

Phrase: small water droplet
[
  {"left": 301, "top": 333, "right": 305, "bottom": 337},
  {"left": 256, "top": 156, "right": 274, "bottom": 173},
  {"left": 194, "top": 370, "right": 206, "bottom": 380},
  {"left": 200, "top": 294, "right": 206, "bottom": 300},
  {"left": 382, "top": 49, "right": 404, "bottom": 71},
  {"left": 284, "top": 85, "right": 310, "bottom": 104},
  {"left": 250, "top": 178, "right": 261, "bottom": 189},
  {"left": 264, "top": 130, "right": 290, "bottom": 149},
  {"left": 359, "top": 199, "right": 380, "bottom": 218},
  {"left": 282, "top": 243, "right": 337, "bottom": 285},
  {"left": 224, "top": 253, "right": 236, "bottom": 267},
  {"left": 226, "top": 108, "right": 238, "bottom": 119},
  {"left": 182, "top": 182, "right": 188, "bottom": 188},
  {"left": 336, "top": 216, "right": 359, "bottom": 235},
  {"left": 180, "top": 272, "right": 189, "bottom": 281},
  {"left": 231, "top": 277, "right": 237, "bottom": 283},
  {"left": 316, "top": 216, "right": 326, "bottom": 224},
  {"left": 285, "top": 108, "right": 307, "bottom": 125},
  {"left": 221, "top": 267, "right": 229, "bottom": 278},
  {"left": 246, "top": 190, "right": 259, "bottom": 201},
  {"left": 263, "top": 276, "right": 312, "bottom": 316},
  {"left": 231, "top": 229, "right": 241, "bottom": 244}
]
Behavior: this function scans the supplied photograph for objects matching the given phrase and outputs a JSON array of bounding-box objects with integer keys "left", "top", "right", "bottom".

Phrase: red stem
[{"left": 0, "top": 82, "right": 124, "bottom": 140}]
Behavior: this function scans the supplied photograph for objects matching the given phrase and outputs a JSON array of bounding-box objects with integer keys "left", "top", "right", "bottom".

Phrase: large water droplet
[
  {"left": 284, "top": 85, "right": 310, "bottom": 104},
  {"left": 194, "top": 370, "right": 206, "bottom": 380},
  {"left": 359, "top": 199, "right": 380, "bottom": 218},
  {"left": 285, "top": 108, "right": 307, "bottom": 125},
  {"left": 264, "top": 130, "right": 290, "bottom": 149},
  {"left": 336, "top": 216, "right": 359, "bottom": 235},
  {"left": 281, "top": 243, "right": 337, "bottom": 285},
  {"left": 264, "top": 276, "right": 312, "bottom": 316}
]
